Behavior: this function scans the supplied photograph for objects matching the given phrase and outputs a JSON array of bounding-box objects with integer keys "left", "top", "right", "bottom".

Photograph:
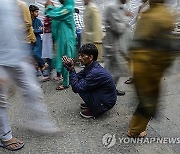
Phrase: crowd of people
[{"left": 0, "top": 0, "right": 178, "bottom": 151}]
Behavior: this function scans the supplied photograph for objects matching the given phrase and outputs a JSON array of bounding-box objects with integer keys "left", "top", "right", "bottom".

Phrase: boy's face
[
  {"left": 79, "top": 53, "right": 93, "bottom": 66},
  {"left": 31, "top": 10, "right": 39, "bottom": 18}
]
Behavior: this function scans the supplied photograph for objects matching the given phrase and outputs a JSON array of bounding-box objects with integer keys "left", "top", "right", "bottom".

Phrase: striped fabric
[
  {"left": 128, "top": 0, "right": 142, "bottom": 15},
  {"left": 74, "top": 12, "right": 84, "bottom": 30}
]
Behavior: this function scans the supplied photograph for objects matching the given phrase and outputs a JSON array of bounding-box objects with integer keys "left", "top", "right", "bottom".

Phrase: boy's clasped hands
[{"left": 62, "top": 56, "right": 75, "bottom": 71}]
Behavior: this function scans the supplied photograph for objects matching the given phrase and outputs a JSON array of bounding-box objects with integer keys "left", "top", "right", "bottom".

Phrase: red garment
[{"left": 43, "top": 16, "right": 52, "bottom": 33}]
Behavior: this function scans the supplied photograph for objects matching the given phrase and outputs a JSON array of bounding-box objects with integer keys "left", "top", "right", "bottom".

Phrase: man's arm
[
  {"left": 33, "top": 19, "right": 43, "bottom": 34},
  {"left": 69, "top": 70, "right": 104, "bottom": 93},
  {"left": 76, "top": 69, "right": 85, "bottom": 80},
  {"left": 45, "top": 5, "right": 73, "bottom": 21},
  {"left": 62, "top": 56, "right": 104, "bottom": 93},
  {"left": 105, "top": 6, "right": 126, "bottom": 35},
  {"left": 17, "top": 0, "right": 36, "bottom": 43}
]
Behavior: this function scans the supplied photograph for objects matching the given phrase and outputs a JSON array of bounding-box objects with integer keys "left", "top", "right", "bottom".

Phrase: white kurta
[{"left": 42, "top": 33, "right": 53, "bottom": 59}]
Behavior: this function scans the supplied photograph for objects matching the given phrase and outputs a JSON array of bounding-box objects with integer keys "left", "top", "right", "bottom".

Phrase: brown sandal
[
  {"left": 127, "top": 130, "right": 147, "bottom": 138},
  {"left": 52, "top": 76, "right": 62, "bottom": 81},
  {"left": 56, "top": 85, "right": 69, "bottom": 90},
  {"left": 41, "top": 76, "right": 50, "bottom": 82},
  {"left": 0, "top": 138, "right": 25, "bottom": 151}
]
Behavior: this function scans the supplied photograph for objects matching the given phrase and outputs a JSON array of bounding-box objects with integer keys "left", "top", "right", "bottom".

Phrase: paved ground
[{"left": 1, "top": 58, "right": 180, "bottom": 154}]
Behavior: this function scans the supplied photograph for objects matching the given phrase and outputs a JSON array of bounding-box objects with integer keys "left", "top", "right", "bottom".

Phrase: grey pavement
[{"left": 1, "top": 58, "right": 180, "bottom": 154}]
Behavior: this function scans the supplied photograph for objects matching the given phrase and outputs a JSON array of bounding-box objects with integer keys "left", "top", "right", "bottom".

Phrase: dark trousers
[
  {"left": 31, "top": 42, "right": 45, "bottom": 68},
  {"left": 76, "top": 29, "right": 82, "bottom": 50},
  {"left": 79, "top": 92, "right": 113, "bottom": 117},
  {"left": 43, "top": 58, "right": 52, "bottom": 77},
  {"left": 33, "top": 52, "right": 45, "bottom": 68}
]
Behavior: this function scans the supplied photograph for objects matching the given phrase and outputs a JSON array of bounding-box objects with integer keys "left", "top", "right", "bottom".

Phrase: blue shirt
[
  {"left": 32, "top": 18, "right": 43, "bottom": 56},
  {"left": 70, "top": 61, "right": 117, "bottom": 107}
]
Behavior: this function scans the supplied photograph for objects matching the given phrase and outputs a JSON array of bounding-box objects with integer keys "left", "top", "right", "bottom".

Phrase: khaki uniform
[{"left": 82, "top": 2, "right": 103, "bottom": 62}]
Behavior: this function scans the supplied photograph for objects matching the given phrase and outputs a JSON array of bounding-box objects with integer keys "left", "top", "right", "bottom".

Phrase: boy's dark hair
[
  {"left": 79, "top": 43, "right": 98, "bottom": 61},
  {"left": 29, "top": 5, "right": 39, "bottom": 12},
  {"left": 75, "top": 8, "right": 79, "bottom": 14}
]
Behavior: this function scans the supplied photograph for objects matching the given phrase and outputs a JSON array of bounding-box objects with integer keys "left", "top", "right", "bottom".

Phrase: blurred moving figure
[
  {"left": 45, "top": 0, "right": 76, "bottom": 90},
  {"left": 128, "top": 0, "right": 175, "bottom": 137},
  {"left": 127, "top": 0, "right": 149, "bottom": 30},
  {"left": 124, "top": 0, "right": 150, "bottom": 85},
  {"left": 0, "top": 0, "right": 59, "bottom": 151},
  {"left": 17, "top": 0, "right": 36, "bottom": 44},
  {"left": 104, "top": 0, "right": 132, "bottom": 96},
  {"left": 82, "top": 0, "right": 103, "bottom": 62}
]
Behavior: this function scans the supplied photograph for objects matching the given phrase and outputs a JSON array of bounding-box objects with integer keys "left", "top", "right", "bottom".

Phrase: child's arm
[{"left": 34, "top": 19, "right": 43, "bottom": 34}]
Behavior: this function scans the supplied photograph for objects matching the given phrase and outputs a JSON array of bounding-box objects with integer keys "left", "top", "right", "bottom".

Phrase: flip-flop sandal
[
  {"left": 0, "top": 138, "right": 25, "bottom": 151},
  {"left": 52, "top": 77, "right": 62, "bottom": 81},
  {"left": 41, "top": 76, "right": 50, "bottom": 82},
  {"left": 56, "top": 85, "right": 69, "bottom": 90},
  {"left": 124, "top": 78, "right": 134, "bottom": 84},
  {"left": 127, "top": 131, "right": 147, "bottom": 138}
]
